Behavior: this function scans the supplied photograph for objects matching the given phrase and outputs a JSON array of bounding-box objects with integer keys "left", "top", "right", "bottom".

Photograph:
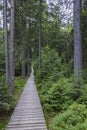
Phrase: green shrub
[
  {"left": 34, "top": 47, "right": 75, "bottom": 113},
  {"left": 34, "top": 46, "right": 62, "bottom": 83},
  {"left": 41, "top": 77, "right": 74, "bottom": 112},
  {"left": 15, "top": 77, "right": 27, "bottom": 89},
  {"left": 51, "top": 103, "right": 87, "bottom": 130},
  {"left": 70, "top": 79, "right": 83, "bottom": 101},
  {"left": 77, "top": 84, "right": 87, "bottom": 106},
  {"left": 0, "top": 76, "right": 15, "bottom": 113}
]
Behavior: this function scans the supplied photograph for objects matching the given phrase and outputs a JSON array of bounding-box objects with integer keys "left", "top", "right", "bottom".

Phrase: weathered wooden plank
[
  {"left": 6, "top": 71, "right": 47, "bottom": 130},
  {"left": 6, "top": 127, "right": 47, "bottom": 130}
]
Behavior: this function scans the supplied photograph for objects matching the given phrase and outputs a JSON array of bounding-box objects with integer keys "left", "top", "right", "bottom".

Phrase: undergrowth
[
  {"left": 34, "top": 46, "right": 87, "bottom": 130},
  {"left": 0, "top": 76, "right": 27, "bottom": 130}
]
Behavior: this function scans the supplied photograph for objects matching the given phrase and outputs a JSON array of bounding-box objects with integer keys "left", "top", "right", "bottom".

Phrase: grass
[
  {"left": 44, "top": 111, "right": 55, "bottom": 130},
  {"left": 0, "top": 114, "right": 11, "bottom": 130},
  {"left": 45, "top": 114, "right": 52, "bottom": 129},
  {"left": 14, "top": 77, "right": 28, "bottom": 100},
  {"left": 0, "top": 77, "right": 27, "bottom": 130}
]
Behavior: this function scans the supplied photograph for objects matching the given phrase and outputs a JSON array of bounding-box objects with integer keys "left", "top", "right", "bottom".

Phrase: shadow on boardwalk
[{"left": 6, "top": 70, "right": 47, "bottom": 130}]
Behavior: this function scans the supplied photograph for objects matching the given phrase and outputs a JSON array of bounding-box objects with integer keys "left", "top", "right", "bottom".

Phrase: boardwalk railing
[{"left": 6, "top": 71, "right": 48, "bottom": 130}]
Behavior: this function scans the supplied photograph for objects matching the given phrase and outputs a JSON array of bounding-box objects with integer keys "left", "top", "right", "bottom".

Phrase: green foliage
[
  {"left": 15, "top": 77, "right": 27, "bottom": 89},
  {"left": 0, "top": 76, "right": 15, "bottom": 113},
  {"left": 14, "top": 77, "right": 27, "bottom": 103},
  {"left": 40, "top": 46, "right": 61, "bottom": 78},
  {"left": 34, "top": 46, "right": 73, "bottom": 85},
  {"left": 41, "top": 77, "right": 73, "bottom": 112},
  {"left": 0, "top": 76, "right": 27, "bottom": 129},
  {"left": 51, "top": 103, "right": 87, "bottom": 130},
  {"left": 0, "top": 119, "right": 9, "bottom": 130},
  {"left": 0, "top": 76, "right": 27, "bottom": 130},
  {"left": 34, "top": 46, "right": 87, "bottom": 129},
  {"left": 34, "top": 47, "right": 74, "bottom": 113},
  {"left": 77, "top": 84, "right": 87, "bottom": 106}
]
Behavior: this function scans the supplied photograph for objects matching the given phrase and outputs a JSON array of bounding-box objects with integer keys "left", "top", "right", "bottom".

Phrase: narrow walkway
[{"left": 6, "top": 71, "right": 47, "bottom": 130}]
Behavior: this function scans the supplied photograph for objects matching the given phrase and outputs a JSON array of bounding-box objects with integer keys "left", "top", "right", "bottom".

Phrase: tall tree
[
  {"left": 27, "top": 47, "right": 32, "bottom": 76},
  {"left": 10, "top": 0, "right": 15, "bottom": 95},
  {"left": 85, "top": 0, "right": 87, "bottom": 33},
  {"left": 21, "top": 42, "right": 25, "bottom": 78},
  {"left": 38, "top": 0, "right": 42, "bottom": 72},
  {"left": 3, "top": 0, "right": 9, "bottom": 83},
  {"left": 74, "top": 0, "right": 82, "bottom": 80}
]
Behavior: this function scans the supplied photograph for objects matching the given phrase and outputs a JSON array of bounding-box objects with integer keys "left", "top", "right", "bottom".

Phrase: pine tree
[
  {"left": 38, "top": 0, "right": 42, "bottom": 72},
  {"left": 10, "top": 0, "right": 15, "bottom": 95},
  {"left": 3, "top": 0, "right": 9, "bottom": 83},
  {"left": 74, "top": 0, "right": 82, "bottom": 80}
]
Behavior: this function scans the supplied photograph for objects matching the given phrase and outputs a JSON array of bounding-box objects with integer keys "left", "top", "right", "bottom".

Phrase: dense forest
[{"left": 0, "top": 0, "right": 87, "bottom": 129}]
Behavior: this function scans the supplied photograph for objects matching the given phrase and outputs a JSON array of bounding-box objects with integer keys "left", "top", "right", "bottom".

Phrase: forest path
[{"left": 6, "top": 70, "right": 47, "bottom": 130}]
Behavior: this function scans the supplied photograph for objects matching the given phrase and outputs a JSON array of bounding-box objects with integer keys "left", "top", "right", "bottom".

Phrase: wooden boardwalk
[{"left": 6, "top": 71, "right": 47, "bottom": 130}]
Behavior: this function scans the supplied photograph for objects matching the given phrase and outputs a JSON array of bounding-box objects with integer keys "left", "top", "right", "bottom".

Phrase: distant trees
[
  {"left": 2, "top": 0, "right": 87, "bottom": 95},
  {"left": 15, "top": 0, "right": 33, "bottom": 78},
  {"left": 15, "top": 0, "right": 46, "bottom": 75}
]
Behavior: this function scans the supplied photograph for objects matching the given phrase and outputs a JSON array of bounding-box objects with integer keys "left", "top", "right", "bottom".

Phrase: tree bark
[
  {"left": 3, "top": 0, "right": 9, "bottom": 83},
  {"left": 74, "top": 0, "right": 82, "bottom": 80},
  {"left": 10, "top": 0, "right": 15, "bottom": 95},
  {"left": 27, "top": 47, "right": 31, "bottom": 76},
  {"left": 86, "top": 0, "right": 87, "bottom": 33},
  {"left": 21, "top": 42, "right": 25, "bottom": 78},
  {"left": 38, "top": 0, "right": 42, "bottom": 72}
]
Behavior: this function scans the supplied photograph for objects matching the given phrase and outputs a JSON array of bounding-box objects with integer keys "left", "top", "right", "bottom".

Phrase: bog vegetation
[
  {"left": 0, "top": 0, "right": 87, "bottom": 130},
  {"left": 34, "top": 46, "right": 87, "bottom": 129}
]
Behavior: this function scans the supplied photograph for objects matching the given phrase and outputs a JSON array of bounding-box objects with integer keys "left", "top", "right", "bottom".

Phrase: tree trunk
[
  {"left": 74, "top": 0, "right": 82, "bottom": 80},
  {"left": 27, "top": 47, "right": 31, "bottom": 76},
  {"left": 86, "top": 0, "right": 87, "bottom": 33},
  {"left": 3, "top": 0, "right": 9, "bottom": 83},
  {"left": 21, "top": 42, "right": 25, "bottom": 78},
  {"left": 38, "top": 0, "right": 42, "bottom": 72},
  {"left": 10, "top": 0, "right": 15, "bottom": 95}
]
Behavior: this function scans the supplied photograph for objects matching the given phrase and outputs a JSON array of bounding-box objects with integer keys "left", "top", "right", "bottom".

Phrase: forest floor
[{"left": 0, "top": 115, "right": 10, "bottom": 130}]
